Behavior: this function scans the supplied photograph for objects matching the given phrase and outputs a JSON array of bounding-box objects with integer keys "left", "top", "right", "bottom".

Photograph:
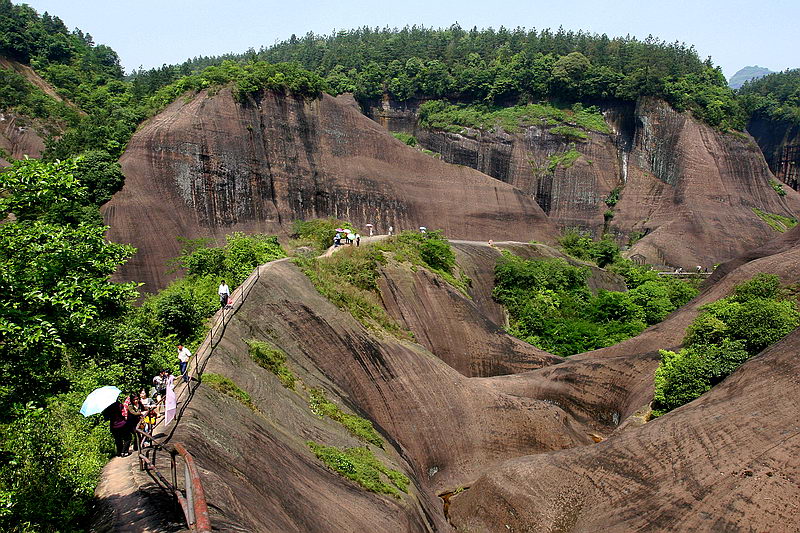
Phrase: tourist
[
  {"left": 164, "top": 370, "right": 177, "bottom": 425},
  {"left": 177, "top": 344, "right": 192, "bottom": 383},
  {"left": 102, "top": 400, "right": 131, "bottom": 457},
  {"left": 218, "top": 280, "right": 230, "bottom": 309},
  {"left": 125, "top": 394, "right": 143, "bottom": 451},
  {"left": 388, "top": 226, "right": 393, "bottom": 236},
  {"left": 139, "top": 389, "right": 153, "bottom": 410},
  {"left": 153, "top": 370, "right": 167, "bottom": 402},
  {"left": 356, "top": 233, "right": 361, "bottom": 246}
]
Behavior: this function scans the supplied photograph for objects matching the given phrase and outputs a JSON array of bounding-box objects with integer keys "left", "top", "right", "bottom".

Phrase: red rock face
[
  {"left": 368, "top": 97, "right": 800, "bottom": 270},
  {"left": 104, "top": 89, "right": 557, "bottom": 291},
  {"left": 169, "top": 227, "right": 800, "bottom": 532},
  {"left": 0, "top": 112, "right": 45, "bottom": 166}
]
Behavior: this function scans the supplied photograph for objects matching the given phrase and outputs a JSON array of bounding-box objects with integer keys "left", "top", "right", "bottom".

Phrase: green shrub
[
  {"left": 495, "top": 252, "right": 697, "bottom": 356},
  {"left": 558, "top": 229, "right": 620, "bottom": 267},
  {"left": 653, "top": 273, "right": 800, "bottom": 416},
  {"left": 202, "top": 373, "right": 256, "bottom": 411},
  {"left": 309, "top": 389, "right": 383, "bottom": 447},
  {"left": 752, "top": 207, "right": 797, "bottom": 233},
  {"left": 769, "top": 179, "right": 787, "bottom": 197},
  {"left": 306, "top": 442, "right": 409, "bottom": 497},
  {"left": 292, "top": 218, "right": 354, "bottom": 254},
  {"left": 390, "top": 132, "right": 417, "bottom": 146},
  {"left": 247, "top": 340, "right": 295, "bottom": 390}
]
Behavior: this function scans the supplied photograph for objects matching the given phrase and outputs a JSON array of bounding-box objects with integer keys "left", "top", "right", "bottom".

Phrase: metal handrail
[
  {"left": 135, "top": 428, "right": 211, "bottom": 532},
  {"left": 132, "top": 263, "right": 265, "bottom": 530}
]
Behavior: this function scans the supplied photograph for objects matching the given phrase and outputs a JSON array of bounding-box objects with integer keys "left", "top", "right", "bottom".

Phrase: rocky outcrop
[
  {"left": 747, "top": 115, "right": 800, "bottom": 190},
  {"left": 170, "top": 259, "right": 592, "bottom": 531},
  {"left": 160, "top": 223, "right": 800, "bottom": 532},
  {"left": 366, "top": 96, "right": 800, "bottom": 270},
  {"left": 104, "top": 89, "right": 557, "bottom": 291},
  {"left": 0, "top": 112, "right": 45, "bottom": 166},
  {"left": 376, "top": 241, "right": 626, "bottom": 378},
  {"left": 451, "top": 326, "right": 800, "bottom": 532}
]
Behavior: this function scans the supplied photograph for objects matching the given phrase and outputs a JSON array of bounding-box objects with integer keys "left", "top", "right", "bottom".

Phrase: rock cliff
[
  {"left": 104, "top": 89, "right": 557, "bottom": 291},
  {"left": 0, "top": 111, "right": 45, "bottom": 166},
  {"left": 366, "top": 97, "right": 800, "bottom": 269},
  {"left": 748, "top": 116, "right": 800, "bottom": 190},
  {"left": 166, "top": 224, "right": 800, "bottom": 532}
]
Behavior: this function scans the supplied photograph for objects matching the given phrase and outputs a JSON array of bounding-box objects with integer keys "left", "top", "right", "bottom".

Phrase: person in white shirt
[
  {"left": 177, "top": 344, "right": 192, "bottom": 383},
  {"left": 218, "top": 281, "right": 230, "bottom": 308}
]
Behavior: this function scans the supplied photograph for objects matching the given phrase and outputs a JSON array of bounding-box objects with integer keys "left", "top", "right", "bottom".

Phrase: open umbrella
[
  {"left": 335, "top": 228, "right": 346, "bottom": 233},
  {"left": 80, "top": 386, "right": 121, "bottom": 417}
]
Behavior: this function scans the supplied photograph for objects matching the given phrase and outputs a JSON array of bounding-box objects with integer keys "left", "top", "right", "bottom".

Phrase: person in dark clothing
[
  {"left": 125, "top": 395, "right": 143, "bottom": 451},
  {"left": 102, "top": 401, "right": 131, "bottom": 457}
]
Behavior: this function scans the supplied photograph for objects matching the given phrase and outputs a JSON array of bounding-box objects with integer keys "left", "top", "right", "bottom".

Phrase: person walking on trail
[
  {"left": 388, "top": 226, "right": 393, "bottom": 236},
  {"left": 177, "top": 344, "right": 192, "bottom": 383},
  {"left": 102, "top": 400, "right": 131, "bottom": 457},
  {"left": 218, "top": 281, "right": 230, "bottom": 309},
  {"left": 356, "top": 233, "right": 361, "bottom": 247}
]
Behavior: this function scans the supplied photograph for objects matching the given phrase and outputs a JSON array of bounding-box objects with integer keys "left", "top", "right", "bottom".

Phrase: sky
[{"left": 21, "top": 0, "right": 799, "bottom": 78}]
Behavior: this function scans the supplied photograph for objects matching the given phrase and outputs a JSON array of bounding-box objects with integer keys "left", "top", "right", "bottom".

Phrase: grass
[
  {"left": 390, "top": 132, "right": 417, "bottom": 146},
  {"left": 247, "top": 339, "right": 296, "bottom": 390},
  {"left": 309, "top": 389, "right": 384, "bottom": 448},
  {"left": 202, "top": 373, "right": 257, "bottom": 411},
  {"left": 770, "top": 178, "right": 788, "bottom": 197},
  {"left": 549, "top": 125, "right": 589, "bottom": 141},
  {"left": 752, "top": 207, "right": 798, "bottom": 232},
  {"left": 372, "top": 231, "right": 472, "bottom": 295},
  {"left": 547, "top": 148, "right": 582, "bottom": 172},
  {"left": 418, "top": 100, "right": 610, "bottom": 136},
  {"left": 307, "top": 442, "right": 410, "bottom": 497},
  {"left": 293, "top": 248, "right": 407, "bottom": 337}
]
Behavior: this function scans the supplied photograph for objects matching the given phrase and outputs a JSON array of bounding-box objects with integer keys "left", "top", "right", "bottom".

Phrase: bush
[
  {"left": 652, "top": 273, "right": 800, "bottom": 416},
  {"left": 247, "top": 340, "right": 295, "bottom": 390},
  {"left": 495, "top": 252, "right": 696, "bottom": 356},
  {"left": 309, "top": 389, "right": 383, "bottom": 447},
  {"left": 306, "top": 442, "right": 408, "bottom": 497}
]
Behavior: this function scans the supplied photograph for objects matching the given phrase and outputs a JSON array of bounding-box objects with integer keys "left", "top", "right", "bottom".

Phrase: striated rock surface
[
  {"left": 450, "top": 326, "right": 800, "bottom": 532},
  {"left": 748, "top": 115, "right": 800, "bottom": 190},
  {"left": 0, "top": 111, "right": 45, "bottom": 166},
  {"left": 170, "top": 259, "right": 592, "bottom": 531},
  {"left": 104, "top": 89, "right": 557, "bottom": 291},
  {"left": 366, "top": 96, "right": 800, "bottom": 269},
  {"left": 376, "top": 240, "right": 625, "bottom": 378}
]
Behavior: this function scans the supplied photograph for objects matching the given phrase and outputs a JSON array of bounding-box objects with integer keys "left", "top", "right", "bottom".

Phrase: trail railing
[
  {"left": 135, "top": 261, "right": 266, "bottom": 530},
  {"left": 134, "top": 429, "right": 211, "bottom": 532}
]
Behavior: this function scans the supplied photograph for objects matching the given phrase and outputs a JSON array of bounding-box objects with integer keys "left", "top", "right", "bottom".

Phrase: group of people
[
  {"left": 333, "top": 232, "right": 361, "bottom": 247},
  {"left": 103, "top": 343, "right": 196, "bottom": 457},
  {"left": 101, "top": 389, "right": 160, "bottom": 457}
]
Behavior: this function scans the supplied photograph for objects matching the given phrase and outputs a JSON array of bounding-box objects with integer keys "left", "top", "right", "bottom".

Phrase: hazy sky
[{"left": 21, "top": 0, "right": 799, "bottom": 78}]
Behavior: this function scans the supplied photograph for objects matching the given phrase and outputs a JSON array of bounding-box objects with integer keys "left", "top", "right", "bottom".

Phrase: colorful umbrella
[{"left": 80, "top": 386, "right": 121, "bottom": 416}]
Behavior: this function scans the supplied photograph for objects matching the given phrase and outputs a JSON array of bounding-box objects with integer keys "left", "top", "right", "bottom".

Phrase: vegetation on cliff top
[
  {"left": 418, "top": 100, "right": 610, "bottom": 135},
  {"left": 130, "top": 25, "right": 745, "bottom": 130},
  {"left": 652, "top": 274, "right": 800, "bottom": 417},
  {"left": 739, "top": 68, "right": 800, "bottom": 125}
]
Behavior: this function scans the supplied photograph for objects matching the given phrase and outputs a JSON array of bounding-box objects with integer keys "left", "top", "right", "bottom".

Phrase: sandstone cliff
[
  {"left": 366, "top": 97, "right": 800, "bottom": 270},
  {"left": 0, "top": 111, "right": 45, "bottom": 166},
  {"left": 164, "top": 224, "right": 800, "bottom": 532},
  {"left": 748, "top": 115, "right": 800, "bottom": 190},
  {"left": 104, "top": 89, "right": 557, "bottom": 291}
]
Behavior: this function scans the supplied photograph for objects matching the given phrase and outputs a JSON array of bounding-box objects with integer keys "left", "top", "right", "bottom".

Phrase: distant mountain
[{"left": 729, "top": 66, "right": 773, "bottom": 89}]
